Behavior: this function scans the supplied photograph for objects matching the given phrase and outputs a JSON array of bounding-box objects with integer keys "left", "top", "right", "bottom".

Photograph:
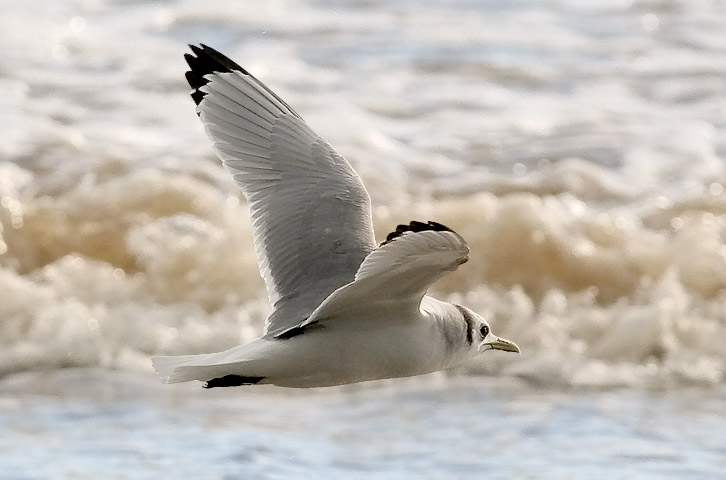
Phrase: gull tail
[
  {"left": 152, "top": 340, "right": 272, "bottom": 386},
  {"left": 152, "top": 354, "right": 209, "bottom": 384},
  {"left": 152, "top": 353, "right": 266, "bottom": 387}
]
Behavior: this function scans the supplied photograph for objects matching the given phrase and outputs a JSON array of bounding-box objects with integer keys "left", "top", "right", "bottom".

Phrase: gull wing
[
  {"left": 185, "top": 44, "right": 376, "bottom": 336},
  {"left": 279, "top": 221, "right": 469, "bottom": 335}
]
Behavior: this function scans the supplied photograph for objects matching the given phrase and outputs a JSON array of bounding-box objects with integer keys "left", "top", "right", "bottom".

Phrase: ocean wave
[
  {"left": 1, "top": 160, "right": 724, "bottom": 387},
  {"left": 2, "top": 0, "right": 725, "bottom": 388}
]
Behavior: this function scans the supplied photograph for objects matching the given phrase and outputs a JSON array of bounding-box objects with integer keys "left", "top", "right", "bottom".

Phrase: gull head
[
  {"left": 456, "top": 305, "right": 520, "bottom": 355},
  {"left": 480, "top": 327, "right": 520, "bottom": 354}
]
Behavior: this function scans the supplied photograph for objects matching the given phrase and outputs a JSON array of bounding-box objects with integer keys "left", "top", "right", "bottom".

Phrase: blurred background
[{"left": 1, "top": 0, "right": 725, "bottom": 478}]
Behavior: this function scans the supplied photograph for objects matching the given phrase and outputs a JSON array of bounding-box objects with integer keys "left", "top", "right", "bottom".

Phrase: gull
[{"left": 152, "top": 44, "right": 519, "bottom": 389}]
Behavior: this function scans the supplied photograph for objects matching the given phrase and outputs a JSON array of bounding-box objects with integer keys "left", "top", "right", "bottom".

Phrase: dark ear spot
[{"left": 455, "top": 305, "right": 474, "bottom": 346}]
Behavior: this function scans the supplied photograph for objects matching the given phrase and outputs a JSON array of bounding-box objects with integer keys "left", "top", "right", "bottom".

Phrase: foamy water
[
  {"left": 3, "top": 1, "right": 726, "bottom": 478},
  {"left": 2, "top": 0, "right": 725, "bottom": 391}
]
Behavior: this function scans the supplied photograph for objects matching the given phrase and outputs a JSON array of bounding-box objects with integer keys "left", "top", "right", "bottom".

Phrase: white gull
[{"left": 152, "top": 44, "right": 519, "bottom": 388}]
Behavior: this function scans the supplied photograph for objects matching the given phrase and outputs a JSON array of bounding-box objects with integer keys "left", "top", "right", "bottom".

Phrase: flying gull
[{"left": 152, "top": 44, "right": 519, "bottom": 388}]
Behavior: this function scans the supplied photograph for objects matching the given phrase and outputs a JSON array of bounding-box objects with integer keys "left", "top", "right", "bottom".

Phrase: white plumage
[{"left": 152, "top": 45, "right": 519, "bottom": 388}]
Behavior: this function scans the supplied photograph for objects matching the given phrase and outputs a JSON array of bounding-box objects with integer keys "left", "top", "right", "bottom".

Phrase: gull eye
[{"left": 479, "top": 325, "right": 489, "bottom": 338}]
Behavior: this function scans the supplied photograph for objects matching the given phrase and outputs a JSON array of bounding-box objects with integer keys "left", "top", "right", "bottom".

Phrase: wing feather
[
  {"left": 186, "top": 44, "right": 376, "bottom": 336},
  {"left": 282, "top": 222, "right": 469, "bottom": 335},
  {"left": 352, "top": 223, "right": 469, "bottom": 301}
]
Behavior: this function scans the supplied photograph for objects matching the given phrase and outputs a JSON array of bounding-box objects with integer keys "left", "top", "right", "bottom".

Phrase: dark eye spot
[{"left": 479, "top": 325, "right": 489, "bottom": 338}]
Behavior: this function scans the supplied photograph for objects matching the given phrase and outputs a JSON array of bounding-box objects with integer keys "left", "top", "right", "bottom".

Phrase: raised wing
[
  {"left": 287, "top": 221, "right": 469, "bottom": 332},
  {"left": 185, "top": 44, "right": 376, "bottom": 336},
  {"left": 353, "top": 221, "right": 469, "bottom": 300}
]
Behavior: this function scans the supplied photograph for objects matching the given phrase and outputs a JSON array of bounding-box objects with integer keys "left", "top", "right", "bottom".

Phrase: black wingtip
[
  {"left": 183, "top": 43, "right": 303, "bottom": 119},
  {"left": 188, "top": 44, "right": 247, "bottom": 74},
  {"left": 203, "top": 375, "right": 265, "bottom": 389},
  {"left": 185, "top": 43, "right": 248, "bottom": 107},
  {"left": 274, "top": 320, "right": 322, "bottom": 340},
  {"left": 380, "top": 220, "right": 456, "bottom": 246}
]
